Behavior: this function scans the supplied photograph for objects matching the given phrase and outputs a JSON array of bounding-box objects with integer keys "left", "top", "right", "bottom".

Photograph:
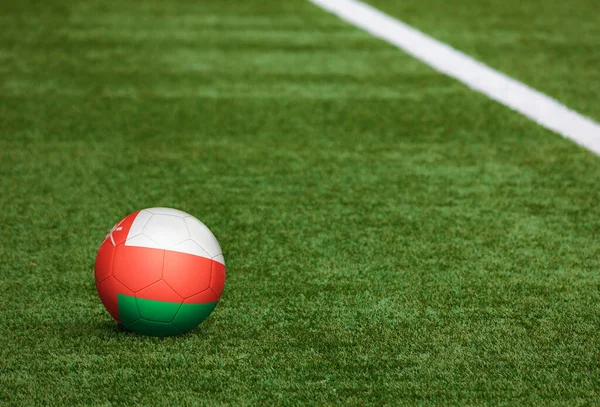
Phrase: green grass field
[{"left": 1, "top": 0, "right": 599, "bottom": 405}]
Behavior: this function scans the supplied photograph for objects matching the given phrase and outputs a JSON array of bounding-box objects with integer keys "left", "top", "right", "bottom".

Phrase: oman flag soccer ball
[{"left": 95, "top": 208, "right": 225, "bottom": 337}]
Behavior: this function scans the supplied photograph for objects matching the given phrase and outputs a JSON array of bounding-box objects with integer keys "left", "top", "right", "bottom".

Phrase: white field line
[{"left": 309, "top": 0, "right": 600, "bottom": 156}]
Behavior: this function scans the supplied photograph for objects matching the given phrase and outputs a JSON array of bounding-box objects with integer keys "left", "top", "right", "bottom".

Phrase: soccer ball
[{"left": 95, "top": 208, "right": 225, "bottom": 337}]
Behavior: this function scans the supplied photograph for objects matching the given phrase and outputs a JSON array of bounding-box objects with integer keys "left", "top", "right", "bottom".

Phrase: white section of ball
[{"left": 124, "top": 207, "right": 224, "bottom": 264}]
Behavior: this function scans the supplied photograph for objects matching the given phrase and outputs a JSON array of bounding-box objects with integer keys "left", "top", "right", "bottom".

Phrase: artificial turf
[
  {"left": 1, "top": 0, "right": 599, "bottom": 405},
  {"left": 366, "top": 0, "right": 600, "bottom": 121}
]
